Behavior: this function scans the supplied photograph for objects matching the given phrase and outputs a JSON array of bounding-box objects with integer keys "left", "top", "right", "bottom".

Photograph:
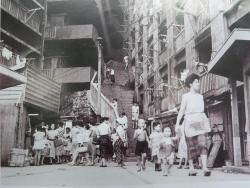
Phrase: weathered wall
[{"left": 0, "top": 104, "right": 19, "bottom": 164}]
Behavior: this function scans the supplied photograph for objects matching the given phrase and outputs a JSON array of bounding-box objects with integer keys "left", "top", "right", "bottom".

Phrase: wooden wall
[{"left": 0, "top": 104, "right": 19, "bottom": 164}]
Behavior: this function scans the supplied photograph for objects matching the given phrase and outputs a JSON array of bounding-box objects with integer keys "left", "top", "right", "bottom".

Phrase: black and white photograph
[{"left": 0, "top": 0, "right": 250, "bottom": 187}]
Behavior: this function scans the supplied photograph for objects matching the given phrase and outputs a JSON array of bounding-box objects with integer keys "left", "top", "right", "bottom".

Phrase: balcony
[
  {"left": 25, "top": 66, "right": 61, "bottom": 113},
  {"left": 1, "top": 0, "right": 41, "bottom": 33},
  {"left": 45, "top": 25, "right": 98, "bottom": 41},
  {"left": 42, "top": 67, "right": 95, "bottom": 85},
  {"left": 225, "top": 0, "right": 250, "bottom": 28},
  {"left": 0, "top": 46, "right": 27, "bottom": 89}
]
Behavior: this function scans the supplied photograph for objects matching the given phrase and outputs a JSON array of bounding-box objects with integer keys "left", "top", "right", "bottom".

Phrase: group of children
[
  {"left": 32, "top": 123, "right": 70, "bottom": 166},
  {"left": 32, "top": 120, "right": 100, "bottom": 166},
  {"left": 32, "top": 117, "right": 189, "bottom": 176},
  {"left": 134, "top": 120, "right": 187, "bottom": 176}
]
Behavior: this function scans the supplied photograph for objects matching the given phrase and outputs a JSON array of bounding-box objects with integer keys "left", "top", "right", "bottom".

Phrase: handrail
[{"left": 89, "top": 72, "right": 118, "bottom": 128}]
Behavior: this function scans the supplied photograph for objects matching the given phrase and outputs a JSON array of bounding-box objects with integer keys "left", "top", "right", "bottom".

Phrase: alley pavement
[{"left": 1, "top": 162, "right": 250, "bottom": 188}]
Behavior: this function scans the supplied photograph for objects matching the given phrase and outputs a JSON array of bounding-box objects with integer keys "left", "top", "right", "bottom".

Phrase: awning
[
  {"left": 0, "top": 65, "right": 27, "bottom": 89},
  {"left": 208, "top": 29, "right": 250, "bottom": 81}
]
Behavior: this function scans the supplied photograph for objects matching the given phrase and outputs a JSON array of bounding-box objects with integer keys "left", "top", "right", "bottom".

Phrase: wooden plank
[{"left": 208, "top": 140, "right": 222, "bottom": 168}]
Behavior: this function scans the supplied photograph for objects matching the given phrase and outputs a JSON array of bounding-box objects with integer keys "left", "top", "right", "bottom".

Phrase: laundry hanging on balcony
[{"left": 2, "top": 47, "right": 13, "bottom": 60}]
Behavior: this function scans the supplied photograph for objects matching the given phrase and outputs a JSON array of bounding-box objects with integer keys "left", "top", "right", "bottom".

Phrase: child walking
[
  {"left": 158, "top": 127, "right": 177, "bottom": 176},
  {"left": 149, "top": 123, "right": 163, "bottom": 171},
  {"left": 134, "top": 119, "right": 149, "bottom": 172}
]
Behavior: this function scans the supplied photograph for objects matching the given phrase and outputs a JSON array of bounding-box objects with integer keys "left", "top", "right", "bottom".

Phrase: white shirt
[
  {"left": 132, "top": 105, "right": 139, "bottom": 114},
  {"left": 82, "top": 129, "right": 91, "bottom": 143},
  {"left": 111, "top": 69, "right": 115, "bottom": 75},
  {"left": 183, "top": 92, "right": 204, "bottom": 115},
  {"left": 120, "top": 116, "right": 128, "bottom": 130},
  {"left": 77, "top": 127, "right": 85, "bottom": 144},
  {"left": 116, "top": 125, "right": 126, "bottom": 141},
  {"left": 123, "top": 56, "right": 129, "bottom": 63},
  {"left": 97, "top": 122, "right": 111, "bottom": 136},
  {"left": 71, "top": 126, "right": 81, "bottom": 144}
]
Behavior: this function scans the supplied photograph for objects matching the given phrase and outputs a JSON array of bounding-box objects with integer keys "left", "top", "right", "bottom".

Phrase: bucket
[{"left": 8, "top": 148, "right": 26, "bottom": 167}]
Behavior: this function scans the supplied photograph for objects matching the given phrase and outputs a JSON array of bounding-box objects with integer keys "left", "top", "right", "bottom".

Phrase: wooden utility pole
[
  {"left": 39, "top": 0, "right": 47, "bottom": 70},
  {"left": 96, "top": 38, "right": 102, "bottom": 123}
]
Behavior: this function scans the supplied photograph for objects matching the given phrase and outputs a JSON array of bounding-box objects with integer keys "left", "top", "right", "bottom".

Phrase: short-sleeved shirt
[{"left": 97, "top": 122, "right": 111, "bottom": 136}]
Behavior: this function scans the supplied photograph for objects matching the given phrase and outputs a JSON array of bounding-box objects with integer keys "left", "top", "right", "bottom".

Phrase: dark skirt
[
  {"left": 186, "top": 134, "right": 208, "bottom": 160},
  {"left": 135, "top": 141, "right": 148, "bottom": 156},
  {"left": 111, "top": 75, "right": 115, "bottom": 83},
  {"left": 114, "top": 138, "right": 124, "bottom": 164},
  {"left": 99, "top": 135, "right": 113, "bottom": 159}
]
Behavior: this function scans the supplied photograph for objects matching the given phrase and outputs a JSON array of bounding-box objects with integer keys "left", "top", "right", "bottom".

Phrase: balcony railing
[
  {"left": 1, "top": 0, "right": 41, "bottom": 33},
  {"left": 45, "top": 25, "right": 98, "bottom": 41},
  {"left": 200, "top": 73, "right": 229, "bottom": 95},
  {"left": 175, "top": 29, "right": 185, "bottom": 52},
  {"left": 89, "top": 72, "right": 118, "bottom": 128}
]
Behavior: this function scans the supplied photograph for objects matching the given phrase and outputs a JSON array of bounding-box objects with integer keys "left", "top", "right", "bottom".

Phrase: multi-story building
[
  {"left": 0, "top": 0, "right": 125, "bottom": 164},
  {"left": 125, "top": 0, "right": 250, "bottom": 167},
  {"left": 0, "top": 0, "right": 61, "bottom": 164}
]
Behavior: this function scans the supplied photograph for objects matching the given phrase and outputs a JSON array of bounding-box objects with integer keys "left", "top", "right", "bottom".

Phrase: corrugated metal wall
[{"left": 25, "top": 66, "right": 61, "bottom": 113}]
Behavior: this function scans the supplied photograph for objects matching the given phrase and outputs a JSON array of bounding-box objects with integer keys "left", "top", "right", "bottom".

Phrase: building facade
[
  {"left": 0, "top": 0, "right": 125, "bottom": 164},
  {"left": 125, "top": 0, "right": 250, "bottom": 167}
]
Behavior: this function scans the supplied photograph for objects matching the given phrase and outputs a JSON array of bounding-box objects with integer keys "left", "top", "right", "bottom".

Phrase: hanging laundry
[
  {"left": 16, "top": 55, "right": 26, "bottom": 66},
  {"left": 2, "top": 47, "right": 13, "bottom": 60}
]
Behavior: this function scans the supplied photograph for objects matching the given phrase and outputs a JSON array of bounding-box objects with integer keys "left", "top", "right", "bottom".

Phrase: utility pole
[
  {"left": 39, "top": 0, "right": 47, "bottom": 70},
  {"left": 96, "top": 37, "right": 103, "bottom": 123}
]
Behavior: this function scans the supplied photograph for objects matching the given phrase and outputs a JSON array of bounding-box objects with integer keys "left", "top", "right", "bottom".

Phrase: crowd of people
[{"left": 32, "top": 73, "right": 212, "bottom": 177}]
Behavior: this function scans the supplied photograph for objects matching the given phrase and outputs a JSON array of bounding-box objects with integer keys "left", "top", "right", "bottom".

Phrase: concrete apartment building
[{"left": 125, "top": 0, "right": 250, "bottom": 167}]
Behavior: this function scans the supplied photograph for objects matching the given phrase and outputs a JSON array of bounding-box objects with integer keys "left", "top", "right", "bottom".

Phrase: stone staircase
[{"left": 101, "top": 61, "right": 136, "bottom": 156}]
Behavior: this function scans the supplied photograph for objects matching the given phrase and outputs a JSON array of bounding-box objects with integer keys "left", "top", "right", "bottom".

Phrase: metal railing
[
  {"left": 1, "top": 0, "right": 41, "bottom": 32},
  {"left": 89, "top": 72, "right": 118, "bottom": 128},
  {"left": 175, "top": 29, "right": 185, "bottom": 52},
  {"left": 45, "top": 26, "right": 56, "bottom": 39}
]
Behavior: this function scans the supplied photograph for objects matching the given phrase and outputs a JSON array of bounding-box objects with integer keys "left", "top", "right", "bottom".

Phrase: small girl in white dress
[{"left": 33, "top": 126, "right": 45, "bottom": 166}]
